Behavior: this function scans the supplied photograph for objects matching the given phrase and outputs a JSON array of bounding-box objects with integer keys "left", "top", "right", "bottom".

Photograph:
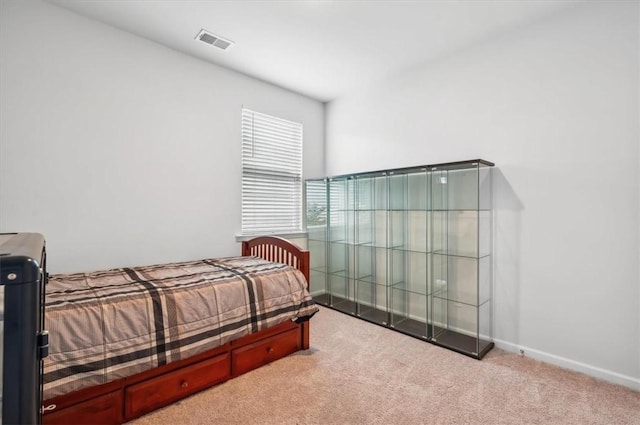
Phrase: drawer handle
[
  {"left": 180, "top": 380, "right": 189, "bottom": 389},
  {"left": 267, "top": 347, "right": 274, "bottom": 354},
  {"left": 42, "top": 404, "right": 57, "bottom": 413}
]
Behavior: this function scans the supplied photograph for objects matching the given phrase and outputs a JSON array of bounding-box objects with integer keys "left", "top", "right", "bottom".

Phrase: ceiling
[{"left": 48, "top": 0, "right": 580, "bottom": 102}]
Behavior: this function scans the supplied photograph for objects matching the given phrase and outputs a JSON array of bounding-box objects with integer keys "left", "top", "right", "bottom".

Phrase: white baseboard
[{"left": 493, "top": 338, "right": 640, "bottom": 392}]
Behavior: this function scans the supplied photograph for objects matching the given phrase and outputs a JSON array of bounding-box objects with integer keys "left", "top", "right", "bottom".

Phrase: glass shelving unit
[
  {"left": 305, "top": 159, "right": 494, "bottom": 359},
  {"left": 327, "top": 177, "right": 356, "bottom": 314},
  {"left": 430, "top": 161, "right": 493, "bottom": 358},
  {"left": 388, "top": 169, "right": 430, "bottom": 340},
  {"left": 354, "top": 173, "right": 388, "bottom": 325},
  {"left": 305, "top": 178, "right": 329, "bottom": 304}
]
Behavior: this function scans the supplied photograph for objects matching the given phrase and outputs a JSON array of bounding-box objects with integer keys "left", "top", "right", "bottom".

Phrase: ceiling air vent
[{"left": 195, "top": 29, "right": 233, "bottom": 51}]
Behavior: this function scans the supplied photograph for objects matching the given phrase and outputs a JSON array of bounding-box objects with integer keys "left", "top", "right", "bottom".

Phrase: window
[{"left": 241, "top": 108, "right": 303, "bottom": 235}]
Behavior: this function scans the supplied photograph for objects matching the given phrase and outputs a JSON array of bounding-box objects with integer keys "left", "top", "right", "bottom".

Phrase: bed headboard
[{"left": 241, "top": 236, "right": 310, "bottom": 288}]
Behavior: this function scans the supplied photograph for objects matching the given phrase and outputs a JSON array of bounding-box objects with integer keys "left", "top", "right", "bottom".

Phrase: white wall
[
  {"left": 326, "top": 2, "right": 639, "bottom": 389},
  {"left": 0, "top": 0, "right": 324, "bottom": 273}
]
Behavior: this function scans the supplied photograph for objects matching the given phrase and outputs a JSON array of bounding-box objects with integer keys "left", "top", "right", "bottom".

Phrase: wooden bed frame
[{"left": 42, "top": 236, "right": 311, "bottom": 424}]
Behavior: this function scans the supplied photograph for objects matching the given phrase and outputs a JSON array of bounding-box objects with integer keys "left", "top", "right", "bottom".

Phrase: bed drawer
[
  {"left": 125, "top": 352, "right": 230, "bottom": 420},
  {"left": 231, "top": 328, "right": 301, "bottom": 376},
  {"left": 44, "top": 390, "right": 122, "bottom": 425}
]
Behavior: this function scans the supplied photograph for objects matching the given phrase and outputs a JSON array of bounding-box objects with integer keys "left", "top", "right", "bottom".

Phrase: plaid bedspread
[{"left": 43, "top": 256, "right": 318, "bottom": 400}]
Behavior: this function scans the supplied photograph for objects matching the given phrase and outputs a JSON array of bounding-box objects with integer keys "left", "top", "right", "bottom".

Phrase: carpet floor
[{"left": 128, "top": 306, "right": 640, "bottom": 425}]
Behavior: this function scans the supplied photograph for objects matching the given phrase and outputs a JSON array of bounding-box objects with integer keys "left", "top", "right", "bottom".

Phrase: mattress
[{"left": 43, "top": 255, "right": 318, "bottom": 399}]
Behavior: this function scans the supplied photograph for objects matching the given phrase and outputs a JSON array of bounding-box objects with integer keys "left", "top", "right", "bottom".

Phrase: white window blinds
[{"left": 241, "top": 108, "right": 303, "bottom": 234}]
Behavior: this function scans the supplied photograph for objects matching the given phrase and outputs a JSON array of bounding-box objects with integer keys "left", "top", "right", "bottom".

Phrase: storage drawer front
[
  {"left": 44, "top": 390, "right": 122, "bottom": 425},
  {"left": 232, "top": 328, "right": 301, "bottom": 376},
  {"left": 125, "top": 353, "right": 230, "bottom": 420}
]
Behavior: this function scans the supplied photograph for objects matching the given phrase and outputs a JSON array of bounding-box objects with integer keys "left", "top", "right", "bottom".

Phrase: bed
[{"left": 42, "top": 236, "right": 317, "bottom": 424}]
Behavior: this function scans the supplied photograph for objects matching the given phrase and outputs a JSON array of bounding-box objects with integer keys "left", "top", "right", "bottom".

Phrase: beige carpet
[{"left": 129, "top": 306, "right": 640, "bottom": 425}]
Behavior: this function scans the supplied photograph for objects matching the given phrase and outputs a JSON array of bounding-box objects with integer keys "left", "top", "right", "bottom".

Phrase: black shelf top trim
[
  {"left": 328, "top": 207, "right": 491, "bottom": 210},
  {"left": 305, "top": 159, "right": 494, "bottom": 182},
  {"left": 429, "top": 159, "right": 495, "bottom": 170}
]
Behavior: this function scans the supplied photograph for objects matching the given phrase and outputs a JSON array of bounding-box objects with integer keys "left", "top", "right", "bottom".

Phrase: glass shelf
[
  {"left": 431, "top": 291, "right": 491, "bottom": 308},
  {"left": 432, "top": 251, "right": 491, "bottom": 259},
  {"left": 388, "top": 245, "right": 431, "bottom": 254},
  {"left": 390, "top": 280, "right": 428, "bottom": 296},
  {"left": 327, "top": 269, "right": 349, "bottom": 278}
]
